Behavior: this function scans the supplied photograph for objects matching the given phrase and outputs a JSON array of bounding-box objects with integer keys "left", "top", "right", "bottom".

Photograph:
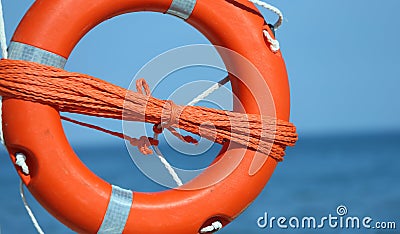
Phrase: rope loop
[
  {"left": 135, "top": 78, "right": 151, "bottom": 96},
  {"left": 248, "top": 0, "right": 283, "bottom": 30},
  {"left": 200, "top": 221, "right": 223, "bottom": 233},
  {"left": 263, "top": 27, "right": 280, "bottom": 52},
  {"left": 15, "top": 153, "right": 30, "bottom": 174}
]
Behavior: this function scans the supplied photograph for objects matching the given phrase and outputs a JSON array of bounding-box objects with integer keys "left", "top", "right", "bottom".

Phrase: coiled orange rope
[{"left": 0, "top": 59, "right": 297, "bottom": 161}]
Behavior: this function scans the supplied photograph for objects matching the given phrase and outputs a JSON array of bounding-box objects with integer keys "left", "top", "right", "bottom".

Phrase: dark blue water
[{"left": 0, "top": 132, "right": 399, "bottom": 233}]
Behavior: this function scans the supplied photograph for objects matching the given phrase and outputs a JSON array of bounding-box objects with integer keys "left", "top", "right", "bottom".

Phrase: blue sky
[
  {"left": 2, "top": 0, "right": 400, "bottom": 146},
  {"left": 281, "top": 0, "right": 400, "bottom": 135}
]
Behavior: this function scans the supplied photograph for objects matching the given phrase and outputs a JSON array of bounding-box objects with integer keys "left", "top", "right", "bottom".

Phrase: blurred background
[{"left": 0, "top": 0, "right": 399, "bottom": 233}]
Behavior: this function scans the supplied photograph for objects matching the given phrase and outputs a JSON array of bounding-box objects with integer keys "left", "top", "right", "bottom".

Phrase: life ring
[{"left": 2, "top": 0, "right": 291, "bottom": 233}]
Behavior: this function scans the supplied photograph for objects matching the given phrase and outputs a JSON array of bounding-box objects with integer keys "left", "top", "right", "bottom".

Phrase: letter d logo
[{"left": 257, "top": 212, "right": 268, "bottom": 229}]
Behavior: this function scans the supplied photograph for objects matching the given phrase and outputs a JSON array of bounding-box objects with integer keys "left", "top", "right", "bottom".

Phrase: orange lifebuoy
[{"left": 3, "top": 0, "right": 291, "bottom": 233}]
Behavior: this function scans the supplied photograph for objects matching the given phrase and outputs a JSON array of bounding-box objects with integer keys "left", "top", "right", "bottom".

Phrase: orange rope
[
  {"left": 60, "top": 116, "right": 159, "bottom": 155},
  {"left": 0, "top": 59, "right": 297, "bottom": 161}
]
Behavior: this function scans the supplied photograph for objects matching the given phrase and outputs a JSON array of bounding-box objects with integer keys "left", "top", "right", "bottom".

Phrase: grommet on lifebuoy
[{"left": 2, "top": 0, "right": 292, "bottom": 233}]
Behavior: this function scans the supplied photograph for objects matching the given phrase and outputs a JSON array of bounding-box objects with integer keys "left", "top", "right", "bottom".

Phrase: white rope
[
  {"left": 15, "top": 153, "right": 45, "bottom": 234},
  {"left": 0, "top": 0, "right": 7, "bottom": 58},
  {"left": 15, "top": 153, "right": 30, "bottom": 174},
  {"left": 20, "top": 181, "right": 45, "bottom": 234},
  {"left": 200, "top": 221, "right": 223, "bottom": 233},
  {"left": 152, "top": 131, "right": 183, "bottom": 186},
  {"left": 247, "top": 0, "right": 283, "bottom": 30},
  {"left": 263, "top": 29, "right": 280, "bottom": 52},
  {"left": 0, "top": 0, "right": 7, "bottom": 145},
  {"left": 248, "top": 0, "right": 282, "bottom": 52},
  {"left": 186, "top": 76, "right": 230, "bottom": 106},
  {"left": 152, "top": 76, "right": 230, "bottom": 187}
]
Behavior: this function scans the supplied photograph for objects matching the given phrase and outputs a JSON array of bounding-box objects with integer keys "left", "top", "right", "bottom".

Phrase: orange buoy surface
[{"left": 2, "top": 0, "right": 291, "bottom": 233}]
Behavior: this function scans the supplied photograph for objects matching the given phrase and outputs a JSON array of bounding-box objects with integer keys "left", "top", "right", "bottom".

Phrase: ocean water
[{"left": 0, "top": 132, "right": 399, "bottom": 233}]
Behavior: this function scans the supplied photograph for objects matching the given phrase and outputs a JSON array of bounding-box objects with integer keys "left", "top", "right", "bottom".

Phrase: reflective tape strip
[
  {"left": 167, "top": 0, "right": 196, "bottom": 20},
  {"left": 8, "top": 41, "right": 67, "bottom": 68},
  {"left": 98, "top": 185, "right": 133, "bottom": 234}
]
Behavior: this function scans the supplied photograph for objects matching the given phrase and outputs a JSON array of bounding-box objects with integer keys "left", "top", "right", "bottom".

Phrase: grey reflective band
[
  {"left": 167, "top": 0, "right": 196, "bottom": 20},
  {"left": 98, "top": 185, "right": 133, "bottom": 234},
  {"left": 8, "top": 41, "right": 67, "bottom": 69}
]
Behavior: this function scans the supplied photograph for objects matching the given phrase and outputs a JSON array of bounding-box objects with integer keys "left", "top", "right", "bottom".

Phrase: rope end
[{"left": 129, "top": 136, "right": 158, "bottom": 155}]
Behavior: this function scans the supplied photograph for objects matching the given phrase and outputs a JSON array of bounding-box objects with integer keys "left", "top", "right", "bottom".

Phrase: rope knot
[
  {"left": 158, "top": 100, "right": 198, "bottom": 145},
  {"left": 134, "top": 78, "right": 198, "bottom": 151},
  {"left": 161, "top": 100, "right": 181, "bottom": 129},
  {"left": 135, "top": 79, "right": 199, "bottom": 146}
]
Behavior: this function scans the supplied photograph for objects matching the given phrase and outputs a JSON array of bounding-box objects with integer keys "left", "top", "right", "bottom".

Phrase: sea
[{"left": 0, "top": 131, "right": 399, "bottom": 233}]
